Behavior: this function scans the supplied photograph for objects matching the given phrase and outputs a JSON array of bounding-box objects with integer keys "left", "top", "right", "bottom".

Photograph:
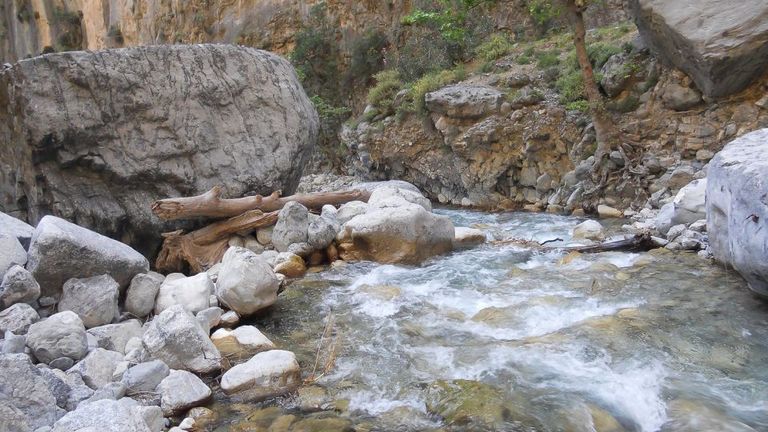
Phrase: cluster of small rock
[{"left": 0, "top": 180, "right": 487, "bottom": 432}]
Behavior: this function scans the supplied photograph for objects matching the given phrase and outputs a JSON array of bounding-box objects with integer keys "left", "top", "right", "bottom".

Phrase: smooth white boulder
[
  {"left": 220, "top": 349, "right": 301, "bottom": 401},
  {"left": 154, "top": 272, "right": 214, "bottom": 315},
  {"left": 157, "top": 370, "right": 212, "bottom": 416},
  {"left": 707, "top": 129, "right": 768, "bottom": 296},
  {"left": 211, "top": 326, "right": 275, "bottom": 359},
  {"left": 572, "top": 220, "right": 605, "bottom": 241},
  {"left": 215, "top": 247, "right": 279, "bottom": 316},
  {"left": 453, "top": 227, "right": 487, "bottom": 247}
]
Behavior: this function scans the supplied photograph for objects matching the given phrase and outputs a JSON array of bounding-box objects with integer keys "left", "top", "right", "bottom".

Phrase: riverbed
[{"left": 214, "top": 209, "right": 768, "bottom": 432}]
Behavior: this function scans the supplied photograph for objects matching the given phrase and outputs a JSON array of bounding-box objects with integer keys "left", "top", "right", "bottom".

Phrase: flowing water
[{"left": 215, "top": 209, "right": 768, "bottom": 432}]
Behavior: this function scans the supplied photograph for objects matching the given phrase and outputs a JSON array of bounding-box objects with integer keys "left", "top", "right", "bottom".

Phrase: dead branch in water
[
  {"left": 152, "top": 186, "right": 371, "bottom": 221},
  {"left": 493, "top": 233, "right": 656, "bottom": 254},
  {"left": 305, "top": 310, "right": 340, "bottom": 385}
]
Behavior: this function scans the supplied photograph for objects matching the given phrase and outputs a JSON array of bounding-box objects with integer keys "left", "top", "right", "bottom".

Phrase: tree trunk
[
  {"left": 152, "top": 187, "right": 372, "bottom": 221},
  {"left": 562, "top": 0, "right": 617, "bottom": 168},
  {"left": 155, "top": 209, "right": 279, "bottom": 273}
]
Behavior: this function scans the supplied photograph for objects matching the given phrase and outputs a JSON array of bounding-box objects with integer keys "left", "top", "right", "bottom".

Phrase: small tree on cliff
[{"left": 557, "top": 0, "right": 618, "bottom": 169}]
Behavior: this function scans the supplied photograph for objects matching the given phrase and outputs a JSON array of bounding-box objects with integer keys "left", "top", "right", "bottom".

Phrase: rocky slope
[
  {"left": 343, "top": 25, "right": 768, "bottom": 214},
  {"left": 0, "top": 44, "right": 318, "bottom": 255}
]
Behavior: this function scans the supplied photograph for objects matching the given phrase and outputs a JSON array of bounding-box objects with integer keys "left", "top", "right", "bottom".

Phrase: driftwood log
[
  {"left": 494, "top": 233, "right": 657, "bottom": 254},
  {"left": 152, "top": 186, "right": 371, "bottom": 221},
  {"left": 155, "top": 209, "right": 278, "bottom": 273}
]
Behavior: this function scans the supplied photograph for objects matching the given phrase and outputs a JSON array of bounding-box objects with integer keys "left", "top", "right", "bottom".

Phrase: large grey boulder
[
  {"left": 51, "top": 398, "right": 155, "bottom": 432},
  {"left": 220, "top": 350, "right": 301, "bottom": 402},
  {"left": 0, "top": 353, "right": 62, "bottom": 431},
  {"left": 631, "top": 0, "right": 768, "bottom": 97},
  {"left": 0, "top": 45, "right": 318, "bottom": 255},
  {"left": 69, "top": 348, "right": 124, "bottom": 390},
  {"left": 336, "top": 203, "right": 455, "bottom": 264},
  {"left": 272, "top": 201, "right": 310, "bottom": 252},
  {"left": 26, "top": 216, "right": 149, "bottom": 299},
  {"left": 153, "top": 272, "right": 213, "bottom": 315},
  {"left": 87, "top": 320, "right": 143, "bottom": 354},
  {"left": 215, "top": 247, "right": 279, "bottom": 316},
  {"left": 157, "top": 369, "right": 212, "bottom": 416},
  {"left": 142, "top": 305, "right": 221, "bottom": 374},
  {"left": 26, "top": 311, "right": 88, "bottom": 364},
  {"left": 707, "top": 129, "right": 768, "bottom": 296},
  {"left": 0, "top": 211, "right": 34, "bottom": 249},
  {"left": 58, "top": 275, "right": 120, "bottom": 329},
  {"left": 0, "top": 234, "right": 26, "bottom": 280},
  {"left": 124, "top": 272, "right": 164, "bottom": 318},
  {"left": 0, "top": 265, "right": 40, "bottom": 308},
  {"left": 0, "top": 302, "right": 39, "bottom": 334},
  {"left": 424, "top": 85, "right": 503, "bottom": 119}
]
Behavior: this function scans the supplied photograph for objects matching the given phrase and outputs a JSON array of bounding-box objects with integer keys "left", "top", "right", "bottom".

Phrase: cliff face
[{"left": 0, "top": 0, "right": 628, "bottom": 63}]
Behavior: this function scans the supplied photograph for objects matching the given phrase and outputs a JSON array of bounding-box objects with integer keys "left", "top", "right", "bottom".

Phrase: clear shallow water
[{"left": 219, "top": 209, "right": 768, "bottom": 432}]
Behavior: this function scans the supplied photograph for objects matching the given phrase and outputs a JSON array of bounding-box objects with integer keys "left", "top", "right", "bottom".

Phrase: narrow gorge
[{"left": 0, "top": 1, "right": 767, "bottom": 431}]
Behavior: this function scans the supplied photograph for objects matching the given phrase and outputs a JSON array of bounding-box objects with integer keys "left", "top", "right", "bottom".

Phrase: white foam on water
[{"left": 495, "top": 344, "right": 669, "bottom": 432}]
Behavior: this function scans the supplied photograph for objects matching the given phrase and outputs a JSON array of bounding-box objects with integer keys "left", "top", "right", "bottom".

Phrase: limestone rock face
[
  {"left": 141, "top": 305, "right": 221, "bottom": 374},
  {"left": 220, "top": 350, "right": 301, "bottom": 402},
  {"left": 216, "top": 247, "right": 279, "bottom": 316},
  {"left": 26, "top": 216, "right": 149, "bottom": 299},
  {"left": 630, "top": 0, "right": 768, "bottom": 97},
  {"left": 0, "top": 353, "right": 62, "bottom": 431},
  {"left": 424, "top": 85, "right": 503, "bottom": 119},
  {"left": 707, "top": 129, "right": 768, "bottom": 296},
  {"left": 0, "top": 44, "right": 318, "bottom": 254},
  {"left": 26, "top": 311, "right": 89, "bottom": 364},
  {"left": 337, "top": 203, "right": 455, "bottom": 265}
]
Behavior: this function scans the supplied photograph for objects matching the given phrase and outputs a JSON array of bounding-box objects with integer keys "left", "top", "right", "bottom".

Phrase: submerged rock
[
  {"left": 26, "top": 216, "right": 149, "bottom": 299},
  {"left": 453, "top": 227, "right": 487, "bottom": 248},
  {"left": 0, "top": 45, "right": 318, "bottom": 255},
  {"left": 707, "top": 129, "right": 768, "bottom": 296}
]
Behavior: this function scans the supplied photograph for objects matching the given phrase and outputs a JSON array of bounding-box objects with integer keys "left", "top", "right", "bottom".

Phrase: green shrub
[
  {"left": 366, "top": 70, "right": 404, "bottom": 113},
  {"left": 393, "top": 27, "right": 457, "bottom": 82},
  {"left": 535, "top": 49, "right": 560, "bottom": 68},
  {"left": 475, "top": 33, "right": 514, "bottom": 61},
  {"left": 555, "top": 69, "right": 584, "bottom": 104},
  {"left": 410, "top": 65, "right": 466, "bottom": 113},
  {"left": 516, "top": 55, "right": 532, "bottom": 65},
  {"left": 565, "top": 100, "right": 590, "bottom": 112},
  {"left": 587, "top": 42, "right": 623, "bottom": 69}
]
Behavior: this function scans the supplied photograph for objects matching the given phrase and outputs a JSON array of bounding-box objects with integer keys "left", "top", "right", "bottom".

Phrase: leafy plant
[
  {"left": 345, "top": 31, "right": 389, "bottom": 87},
  {"left": 409, "top": 65, "right": 466, "bottom": 113},
  {"left": 290, "top": 4, "right": 342, "bottom": 104},
  {"left": 475, "top": 33, "right": 514, "bottom": 61},
  {"left": 535, "top": 49, "right": 560, "bottom": 68},
  {"left": 366, "top": 70, "right": 404, "bottom": 113}
]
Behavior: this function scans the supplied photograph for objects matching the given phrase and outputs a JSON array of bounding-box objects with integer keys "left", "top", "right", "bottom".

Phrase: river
[{"left": 214, "top": 209, "right": 768, "bottom": 432}]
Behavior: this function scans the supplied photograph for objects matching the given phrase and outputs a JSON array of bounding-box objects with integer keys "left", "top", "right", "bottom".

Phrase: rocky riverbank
[{"left": 0, "top": 178, "right": 493, "bottom": 431}]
